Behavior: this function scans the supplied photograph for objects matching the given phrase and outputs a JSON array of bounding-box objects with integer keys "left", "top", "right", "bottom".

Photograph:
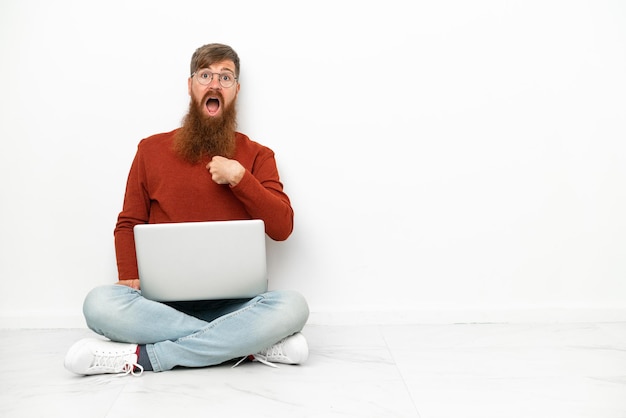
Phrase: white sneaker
[
  {"left": 252, "top": 332, "right": 309, "bottom": 367},
  {"left": 64, "top": 338, "right": 143, "bottom": 376}
]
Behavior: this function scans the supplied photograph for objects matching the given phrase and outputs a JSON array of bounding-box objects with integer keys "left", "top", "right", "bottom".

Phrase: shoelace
[
  {"left": 231, "top": 354, "right": 278, "bottom": 369},
  {"left": 118, "top": 362, "right": 144, "bottom": 377},
  {"left": 231, "top": 338, "right": 290, "bottom": 369},
  {"left": 92, "top": 353, "right": 144, "bottom": 376},
  {"left": 259, "top": 340, "right": 287, "bottom": 361}
]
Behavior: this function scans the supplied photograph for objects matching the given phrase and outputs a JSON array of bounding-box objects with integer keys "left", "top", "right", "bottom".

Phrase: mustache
[{"left": 200, "top": 90, "right": 225, "bottom": 106}]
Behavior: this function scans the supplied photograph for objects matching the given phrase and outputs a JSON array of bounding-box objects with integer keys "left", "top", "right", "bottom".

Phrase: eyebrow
[{"left": 202, "top": 67, "right": 235, "bottom": 74}]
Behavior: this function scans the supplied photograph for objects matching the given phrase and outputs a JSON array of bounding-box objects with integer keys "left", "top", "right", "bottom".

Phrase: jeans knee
[
  {"left": 83, "top": 285, "right": 135, "bottom": 332},
  {"left": 83, "top": 286, "right": 108, "bottom": 330},
  {"left": 274, "top": 289, "right": 310, "bottom": 330}
]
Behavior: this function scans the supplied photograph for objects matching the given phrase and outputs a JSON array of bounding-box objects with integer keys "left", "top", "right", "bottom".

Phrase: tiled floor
[{"left": 1, "top": 323, "right": 625, "bottom": 417}]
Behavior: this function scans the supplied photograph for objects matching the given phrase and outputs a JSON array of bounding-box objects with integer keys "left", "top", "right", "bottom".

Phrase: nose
[{"left": 207, "top": 74, "right": 222, "bottom": 89}]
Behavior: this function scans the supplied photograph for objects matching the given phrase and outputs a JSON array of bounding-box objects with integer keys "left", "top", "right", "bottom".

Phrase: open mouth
[{"left": 205, "top": 97, "right": 221, "bottom": 116}]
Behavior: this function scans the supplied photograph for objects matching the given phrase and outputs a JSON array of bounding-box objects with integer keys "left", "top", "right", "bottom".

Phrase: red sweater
[{"left": 114, "top": 129, "right": 294, "bottom": 281}]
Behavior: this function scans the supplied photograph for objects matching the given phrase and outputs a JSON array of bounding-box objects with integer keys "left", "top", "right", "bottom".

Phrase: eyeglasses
[{"left": 191, "top": 69, "right": 238, "bottom": 88}]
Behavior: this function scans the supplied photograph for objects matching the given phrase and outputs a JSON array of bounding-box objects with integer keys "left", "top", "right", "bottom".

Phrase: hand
[
  {"left": 206, "top": 156, "right": 245, "bottom": 187},
  {"left": 117, "top": 279, "right": 140, "bottom": 290}
]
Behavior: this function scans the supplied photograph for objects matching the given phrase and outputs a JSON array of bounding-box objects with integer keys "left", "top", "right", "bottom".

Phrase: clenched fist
[{"left": 206, "top": 156, "right": 245, "bottom": 186}]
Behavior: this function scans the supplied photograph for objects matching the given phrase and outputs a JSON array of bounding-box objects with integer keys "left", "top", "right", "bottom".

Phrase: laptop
[{"left": 133, "top": 219, "right": 268, "bottom": 302}]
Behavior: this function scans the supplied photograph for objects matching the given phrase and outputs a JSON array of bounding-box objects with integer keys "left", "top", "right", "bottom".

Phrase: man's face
[{"left": 188, "top": 59, "right": 240, "bottom": 118}]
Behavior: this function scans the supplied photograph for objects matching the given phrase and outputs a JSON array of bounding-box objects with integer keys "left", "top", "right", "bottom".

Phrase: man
[{"left": 64, "top": 43, "right": 309, "bottom": 376}]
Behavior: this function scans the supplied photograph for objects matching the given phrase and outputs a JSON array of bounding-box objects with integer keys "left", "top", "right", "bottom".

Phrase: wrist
[{"left": 229, "top": 167, "right": 245, "bottom": 187}]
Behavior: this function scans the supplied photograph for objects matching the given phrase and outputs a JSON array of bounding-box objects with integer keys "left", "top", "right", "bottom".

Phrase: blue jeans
[{"left": 82, "top": 285, "right": 309, "bottom": 372}]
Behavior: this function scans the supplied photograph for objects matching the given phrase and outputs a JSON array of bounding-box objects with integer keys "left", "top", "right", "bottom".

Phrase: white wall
[{"left": 1, "top": 0, "right": 625, "bottom": 327}]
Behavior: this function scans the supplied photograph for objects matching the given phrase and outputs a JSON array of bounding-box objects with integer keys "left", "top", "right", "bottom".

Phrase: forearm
[
  {"left": 114, "top": 227, "right": 140, "bottom": 280},
  {"left": 232, "top": 171, "right": 294, "bottom": 241},
  {"left": 114, "top": 151, "right": 150, "bottom": 281}
]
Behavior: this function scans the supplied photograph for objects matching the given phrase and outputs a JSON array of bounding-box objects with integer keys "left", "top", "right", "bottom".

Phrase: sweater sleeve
[
  {"left": 114, "top": 148, "right": 150, "bottom": 280},
  {"left": 230, "top": 149, "right": 294, "bottom": 241}
]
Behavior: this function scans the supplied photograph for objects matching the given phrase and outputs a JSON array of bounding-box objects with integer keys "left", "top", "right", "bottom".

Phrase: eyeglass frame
[{"left": 190, "top": 69, "right": 239, "bottom": 88}]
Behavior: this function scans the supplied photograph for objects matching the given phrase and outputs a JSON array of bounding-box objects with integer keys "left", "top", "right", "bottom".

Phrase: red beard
[{"left": 173, "top": 92, "right": 238, "bottom": 163}]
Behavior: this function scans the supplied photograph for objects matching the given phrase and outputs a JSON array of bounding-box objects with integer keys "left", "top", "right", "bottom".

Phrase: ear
[{"left": 187, "top": 77, "right": 192, "bottom": 96}]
